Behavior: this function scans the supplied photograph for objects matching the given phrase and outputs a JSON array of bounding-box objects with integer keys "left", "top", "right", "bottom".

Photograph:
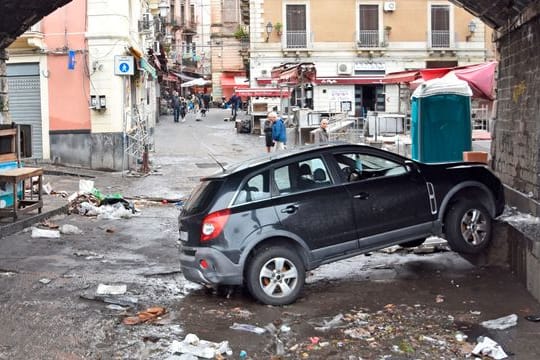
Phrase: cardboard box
[
  {"left": 252, "top": 103, "right": 268, "bottom": 112},
  {"left": 463, "top": 151, "right": 488, "bottom": 164}
]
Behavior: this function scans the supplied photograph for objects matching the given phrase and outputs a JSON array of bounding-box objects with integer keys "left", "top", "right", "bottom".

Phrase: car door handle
[
  {"left": 353, "top": 192, "right": 370, "bottom": 200},
  {"left": 280, "top": 205, "right": 298, "bottom": 214}
]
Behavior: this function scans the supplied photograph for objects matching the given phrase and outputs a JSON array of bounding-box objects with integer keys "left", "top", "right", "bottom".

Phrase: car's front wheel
[
  {"left": 444, "top": 200, "right": 492, "bottom": 254},
  {"left": 246, "top": 246, "right": 305, "bottom": 306}
]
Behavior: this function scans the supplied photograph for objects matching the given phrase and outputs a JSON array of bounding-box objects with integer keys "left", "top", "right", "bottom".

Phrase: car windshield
[{"left": 182, "top": 180, "right": 222, "bottom": 215}]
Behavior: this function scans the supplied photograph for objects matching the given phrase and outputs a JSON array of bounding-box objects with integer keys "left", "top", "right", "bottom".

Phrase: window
[
  {"left": 233, "top": 172, "right": 271, "bottom": 205},
  {"left": 334, "top": 152, "right": 407, "bottom": 182},
  {"left": 286, "top": 4, "right": 307, "bottom": 48},
  {"left": 274, "top": 157, "right": 332, "bottom": 194},
  {"left": 431, "top": 5, "right": 450, "bottom": 48},
  {"left": 358, "top": 4, "right": 379, "bottom": 47}
]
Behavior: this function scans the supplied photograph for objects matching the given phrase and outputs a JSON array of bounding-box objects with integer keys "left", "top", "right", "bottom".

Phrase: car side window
[
  {"left": 233, "top": 172, "right": 271, "bottom": 205},
  {"left": 334, "top": 152, "right": 407, "bottom": 182},
  {"left": 274, "top": 157, "right": 332, "bottom": 194}
]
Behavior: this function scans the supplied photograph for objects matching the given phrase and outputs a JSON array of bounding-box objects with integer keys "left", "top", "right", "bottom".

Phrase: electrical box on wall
[{"left": 90, "top": 95, "right": 107, "bottom": 110}]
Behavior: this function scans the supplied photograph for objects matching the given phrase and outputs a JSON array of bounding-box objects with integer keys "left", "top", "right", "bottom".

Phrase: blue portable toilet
[{"left": 411, "top": 78, "right": 473, "bottom": 163}]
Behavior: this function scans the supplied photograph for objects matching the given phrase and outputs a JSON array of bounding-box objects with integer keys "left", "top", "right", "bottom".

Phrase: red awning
[
  {"left": 381, "top": 70, "right": 421, "bottom": 84},
  {"left": 449, "top": 61, "right": 497, "bottom": 100},
  {"left": 420, "top": 68, "right": 452, "bottom": 80},
  {"left": 271, "top": 62, "right": 317, "bottom": 85},
  {"left": 221, "top": 74, "right": 249, "bottom": 88},
  {"left": 315, "top": 76, "right": 385, "bottom": 85},
  {"left": 235, "top": 88, "right": 291, "bottom": 98},
  {"left": 255, "top": 77, "right": 273, "bottom": 85}
]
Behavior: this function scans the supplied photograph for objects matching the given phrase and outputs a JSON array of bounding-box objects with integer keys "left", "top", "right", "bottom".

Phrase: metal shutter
[{"left": 7, "top": 63, "right": 42, "bottom": 159}]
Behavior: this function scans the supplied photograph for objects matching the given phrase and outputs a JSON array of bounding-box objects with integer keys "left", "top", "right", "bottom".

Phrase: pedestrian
[
  {"left": 171, "top": 91, "right": 181, "bottom": 123},
  {"left": 229, "top": 93, "right": 241, "bottom": 121},
  {"left": 313, "top": 119, "right": 329, "bottom": 144},
  {"left": 263, "top": 117, "right": 274, "bottom": 153},
  {"left": 268, "top": 111, "right": 287, "bottom": 151},
  {"left": 180, "top": 97, "right": 187, "bottom": 122},
  {"left": 195, "top": 108, "right": 202, "bottom": 122}
]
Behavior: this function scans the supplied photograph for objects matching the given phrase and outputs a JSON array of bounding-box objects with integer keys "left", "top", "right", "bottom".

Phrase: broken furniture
[{"left": 0, "top": 125, "right": 43, "bottom": 221}]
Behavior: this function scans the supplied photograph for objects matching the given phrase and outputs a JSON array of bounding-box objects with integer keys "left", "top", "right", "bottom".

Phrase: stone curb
[{"left": 0, "top": 203, "right": 69, "bottom": 239}]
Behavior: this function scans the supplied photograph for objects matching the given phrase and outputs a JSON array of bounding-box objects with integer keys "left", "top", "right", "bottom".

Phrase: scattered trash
[
  {"left": 229, "top": 323, "right": 266, "bottom": 335},
  {"left": 122, "top": 306, "right": 167, "bottom": 325},
  {"left": 31, "top": 228, "right": 61, "bottom": 238},
  {"left": 59, "top": 224, "right": 83, "bottom": 235},
  {"left": 455, "top": 332, "right": 468, "bottom": 342},
  {"left": 96, "top": 284, "right": 127, "bottom": 296},
  {"left": 42, "top": 182, "right": 53, "bottom": 195},
  {"left": 105, "top": 228, "right": 115, "bottom": 233},
  {"left": 169, "top": 333, "right": 232, "bottom": 359},
  {"left": 79, "top": 179, "right": 95, "bottom": 194},
  {"left": 106, "top": 304, "right": 127, "bottom": 311},
  {"left": 480, "top": 314, "right": 518, "bottom": 330},
  {"left": 230, "top": 307, "right": 253, "bottom": 319},
  {"left": 39, "top": 278, "right": 52, "bottom": 284},
  {"left": 280, "top": 324, "right": 291, "bottom": 333},
  {"left": 435, "top": 294, "right": 445, "bottom": 303},
  {"left": 524, "top": 314, "right": 540, "bottom": 322},
  {"left": 309, "top": 313, "right": 346, "bottom": 331},
  {"left": 239, "top": 350, "right": 248, "bottom": 359},
  {"left": 472, "top": 336, "right": 508, "bottom": 359},
  {"left": 40, "top": 220, "right": 59, "bottom": 229},
  {"left": 80, "top": 293, "right": 138, "bottom": 308},
  {"left": 73, "top": 251, "right": 104, "bottom": 260}
]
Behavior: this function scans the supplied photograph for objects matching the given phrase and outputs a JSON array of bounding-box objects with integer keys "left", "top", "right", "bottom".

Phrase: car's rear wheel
[
  {"left": 444, "top": 200, "right": 492, "bottom": 254},
  {"left": 399, "top": 238, "right": 426, "bottom": 248},
  {"left": 246, "top": 246, "right": 305, "bottom": 305}
]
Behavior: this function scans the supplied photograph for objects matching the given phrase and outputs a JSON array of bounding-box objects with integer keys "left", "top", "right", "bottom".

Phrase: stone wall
[
  {"left": 492, "top": 15, "right": 540, "bottom": 214},
  {"left": 0, "top": 49, "right": 9, "bottom": 124}
]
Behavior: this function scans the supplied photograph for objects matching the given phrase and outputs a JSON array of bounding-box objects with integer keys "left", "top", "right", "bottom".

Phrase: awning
[
  {"left": 448, "top": 61, "right": 497, "bottom": 100},
  {"left": 162, "top": 73, "right": 178, "bottom": 82},
  {"left": 140, "top": 58, "right": 157, "bottom": 78},
  {"left": 235, "top": 87, "right": 291, "bottom": 98},
  {"left": 221, "top": 74, "right": 249, "bottom": 88},
  {"left": 255, "top": 77, "right": 272, "bottom": 85},
  {"left": 172, "top": 72, "right": 197, "bottom": 81},
  {"left": 271, "top": 62, "right": 317, "bottom": 85},
  {"left": 420, "top": 68, "right": 452, "bottom": 80},
  {"left": 381, "top": 70, "right": 421, "bottom": 84},
  {"left": 315, "top": 76, "right": 384, "bottom": 85},
  {"left": 181, "top": 78, "right": 212, "bottom": 88}
]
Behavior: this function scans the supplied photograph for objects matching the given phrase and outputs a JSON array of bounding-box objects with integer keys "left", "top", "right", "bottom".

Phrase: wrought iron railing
[
  {"left": 357, "top": 30, "right": 380, "bottom": 47},
  {"left": 286, "top": 30, "right": 308, "bottom": 48},
  {"left": 431, "top": 30, "right": 450, "bottom": 48}
]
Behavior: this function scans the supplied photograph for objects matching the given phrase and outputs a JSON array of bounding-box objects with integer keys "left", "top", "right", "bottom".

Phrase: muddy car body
[{"left": 178, "top": 143, "right": 505, "bottom": 305}]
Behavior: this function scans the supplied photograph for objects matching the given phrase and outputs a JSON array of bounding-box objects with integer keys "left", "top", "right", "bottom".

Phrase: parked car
[{"left": 178, "top": 143, "right": 505, "bottom": 305}]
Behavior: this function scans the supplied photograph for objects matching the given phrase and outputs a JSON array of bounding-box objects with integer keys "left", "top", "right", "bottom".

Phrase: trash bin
[{"left": 411, "top": 78, "right": 473, "bottom": 163}]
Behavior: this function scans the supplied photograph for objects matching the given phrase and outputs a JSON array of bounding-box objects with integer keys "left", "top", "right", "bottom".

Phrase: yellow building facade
[{"left": 249, "top": 0, "right": 494, "bottom": 116}]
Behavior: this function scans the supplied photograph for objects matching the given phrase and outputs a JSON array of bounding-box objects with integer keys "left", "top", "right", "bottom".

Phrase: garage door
[{"left": 7, "top": 63, "right": 42, "bottom": 159}]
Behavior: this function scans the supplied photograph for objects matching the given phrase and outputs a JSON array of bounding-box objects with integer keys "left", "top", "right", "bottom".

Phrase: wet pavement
[{"left": 0, "top": 108, "right": 540, "bottom": 359}]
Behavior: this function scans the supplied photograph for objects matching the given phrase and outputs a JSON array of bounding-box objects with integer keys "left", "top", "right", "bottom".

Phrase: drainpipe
[{"left": 0, "top": 49, "right": 10, "bottom": 124}]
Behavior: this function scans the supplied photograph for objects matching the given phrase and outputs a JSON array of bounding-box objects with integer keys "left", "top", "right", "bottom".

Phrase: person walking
[
  {"left": 313, "top": 119, "right": 329, "bottom": 144},
  {"left": 263, "top": 117, "right": 274, "bottom": 153},
  {"left": 269, "top": 111, "right": 287, "bottom": 151},
  {"left": 171, "top": 91, "right": 181, "bottom": 123},
  {"left": 179, "top": 97, "right": 187, "bottom": 122},
  {"left": 229, "top": 93, "right": 241, "bottom": 121}
]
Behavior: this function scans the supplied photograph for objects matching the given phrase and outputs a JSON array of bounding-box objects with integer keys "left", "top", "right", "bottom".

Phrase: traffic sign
[{"left": 114, "top": 55, "right": 135, "bottom": 76}]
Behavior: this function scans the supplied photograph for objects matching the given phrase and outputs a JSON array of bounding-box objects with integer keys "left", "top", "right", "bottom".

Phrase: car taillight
[{"left": 200, "top": 209, "right": 231, "bottom": 242}]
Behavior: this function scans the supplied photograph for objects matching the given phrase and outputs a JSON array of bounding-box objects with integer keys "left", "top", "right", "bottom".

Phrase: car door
[
  {"left": 332, "top": 150, "right": 433, "bottom": 249},
  {"left": 272, "top": 155, "right": 358, "bottom": 258}
]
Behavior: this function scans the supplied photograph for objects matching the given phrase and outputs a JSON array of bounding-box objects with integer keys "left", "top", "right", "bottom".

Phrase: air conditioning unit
[
  {"left": 383, "top": 1, "right": 396, "bottom": 12},
  {"left": 337, "top": 63, "right": 352, "bottom": 75},
  {"left": 261, "top": 69, "right": 268, "bottom": 76}
]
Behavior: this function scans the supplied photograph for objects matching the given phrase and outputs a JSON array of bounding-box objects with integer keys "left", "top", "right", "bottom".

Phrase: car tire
[
  {"left": 444, "top": 200, "right": 492, "bottom": 254},
  {"left": 399, "top": 238, "right": 426, "bottom": 248},
  {"left": 246, "top": 246, "right": 305, "bottom": 306}
]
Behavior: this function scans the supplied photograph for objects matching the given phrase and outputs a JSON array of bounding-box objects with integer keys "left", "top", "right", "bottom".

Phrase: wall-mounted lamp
[
  {"left": 466, "top": 20, "right": 477, "bottom": 41},
  {"left": 265, "top": 22, "right": 273, "bottom": 42},
  {"left": 158, "top": 0, "right": 170, "bottom": 18}
]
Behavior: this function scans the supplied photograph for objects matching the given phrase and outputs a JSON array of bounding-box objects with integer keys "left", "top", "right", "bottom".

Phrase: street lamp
[
  {"left": 265, "top": 22, "right": 273, "bottom": 42},
  {"left": 466, "top": 20, "right": 477, "bottom": 41},
  {"left": 158, "top": 0, "right": 170, "bottom": 18}
]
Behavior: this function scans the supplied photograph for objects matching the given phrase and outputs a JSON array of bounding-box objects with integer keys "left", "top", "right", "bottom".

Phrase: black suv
[{"left": 178, "top": 143, "right": 505, "bottom": 305}]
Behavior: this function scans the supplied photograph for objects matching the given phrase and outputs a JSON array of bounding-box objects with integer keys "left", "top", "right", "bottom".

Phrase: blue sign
[
  {"left": 68, "top": 50, "right": 76, "bottom": 70},
  {"left": 114, "top": 56, "right": 135, "bottom": 76}
]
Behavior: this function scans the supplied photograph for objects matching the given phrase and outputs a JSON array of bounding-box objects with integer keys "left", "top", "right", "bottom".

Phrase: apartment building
[
  {"left": 6, "top": 0, "right": 165, "bottom": 170},
  {"left": 249, "top": 0, "right": 494, "bottom": 117}
]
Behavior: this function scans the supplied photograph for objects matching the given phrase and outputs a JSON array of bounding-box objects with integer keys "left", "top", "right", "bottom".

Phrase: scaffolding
[{"left": 123, "top": 104, "right": 151, "bottom": 173}]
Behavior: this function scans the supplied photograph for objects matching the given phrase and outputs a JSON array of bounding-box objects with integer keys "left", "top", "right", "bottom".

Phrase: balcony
[
  {"left": 285, "top": 30, "right": 310, "bottom": 49},
  {"left": 9, "top": 21, "right": 44, "bottom": 50},
  {"left": 356, "top": 30, "right": 381, "bottom": 48},
  {"left": 430, "top": 30, "right": 450, "bottom": 48}
]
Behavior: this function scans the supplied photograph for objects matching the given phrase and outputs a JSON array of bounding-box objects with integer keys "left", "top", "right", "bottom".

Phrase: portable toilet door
[{"left": 411, "top": 78, "right": 473, "bottom": 163}]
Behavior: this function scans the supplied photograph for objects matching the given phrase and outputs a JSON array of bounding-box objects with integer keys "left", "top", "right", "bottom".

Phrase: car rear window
[{"left": 182, "top": 180, "right": 222, "bottom": 215}]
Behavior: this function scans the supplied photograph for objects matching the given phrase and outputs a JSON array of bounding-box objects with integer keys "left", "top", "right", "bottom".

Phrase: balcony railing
[
  {"left": 357, "top": 30, "right": 380, "bottom": 48},
  {"left": 286, "top": 30, "right": 308, "bottom": 49},
  {"left": 430, "top": 30, "right": 450, "bottom": 48}
]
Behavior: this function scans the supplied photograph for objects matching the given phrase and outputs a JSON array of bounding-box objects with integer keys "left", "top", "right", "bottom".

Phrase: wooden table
[{"left": 0, "top": 167, "right": 43, "bottom": 221}]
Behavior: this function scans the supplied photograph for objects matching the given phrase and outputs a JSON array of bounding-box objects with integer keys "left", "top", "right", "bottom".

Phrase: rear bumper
[{"left": 179, "top": 246, "right": 243, "bottom": 285}]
